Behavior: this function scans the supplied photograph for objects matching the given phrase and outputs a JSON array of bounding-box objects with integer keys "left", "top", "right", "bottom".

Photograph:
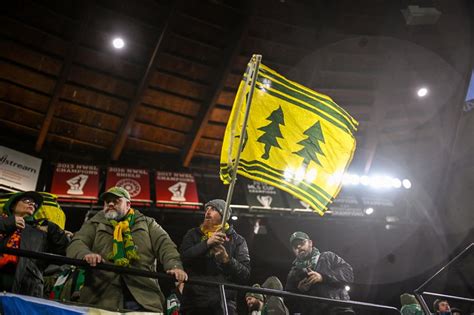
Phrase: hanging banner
[
  {"left": 241, "top": 178, "right": 289, "bottom": 210},
  {"left": 155, "top": 171, "right": 200, "bottom": 208},
  {"left": 285, "top": 186, "right": 408, "bottom": 218},
  {"left": 105, "top": 167, "right": 151, "bottom": 205},
  {"left": 286, "top": 188, "right": 363, "bottom": 216},
  {"left": 50, "top": 163, "right": 99, "bottom": 202},
  {"left": 0, "top": 146, "right": 42, "bottom": 191}
]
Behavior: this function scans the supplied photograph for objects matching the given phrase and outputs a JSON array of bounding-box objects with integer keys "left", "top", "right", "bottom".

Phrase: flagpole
[{"left": 221, "top": 54, "right": 262, "bottom": 226}]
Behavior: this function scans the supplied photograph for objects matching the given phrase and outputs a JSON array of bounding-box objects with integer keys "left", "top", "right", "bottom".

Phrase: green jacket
[{"left": 66, "top": 209, "right": 183, "bottom": 312}]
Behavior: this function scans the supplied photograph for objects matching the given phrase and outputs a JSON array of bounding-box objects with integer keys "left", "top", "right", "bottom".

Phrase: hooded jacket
[
  {"left": 179, "top": 225, "right": 250, "bottom": 309},
  {"left": 262, "top": 276, "right": 289, "bottom": 315},
  {"left": 66, "top": 209, "right": 183, "bottom": 312},
  {"left": 0, "top": 192, "right": 69, "bottom": 297}
]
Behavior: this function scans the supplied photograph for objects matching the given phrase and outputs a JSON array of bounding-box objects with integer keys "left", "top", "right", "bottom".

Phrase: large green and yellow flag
[{"left": 220, "top": 61, "right": 358, "bottom": 215}]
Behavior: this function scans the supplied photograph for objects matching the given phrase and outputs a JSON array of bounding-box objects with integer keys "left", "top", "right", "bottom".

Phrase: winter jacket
[
  {"left": 0, "top": 216, "right": 69, "bottom": 297},
  {"left": 179, "top": 225, "right": 250, "bottom": 310},
  {"left": 66, "top": 210, "right": 183, "bottom": 312},
  {"left": 285, "top": 249, "right": 354, "bottom": 315}
]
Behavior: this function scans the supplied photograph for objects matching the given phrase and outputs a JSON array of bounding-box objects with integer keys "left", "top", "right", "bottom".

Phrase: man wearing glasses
[
  {"left": 285, "top": 231, "right": 354, "bottom": 315},
  {"left": 67, "top": 186, "right": 187, "bottom": 313}
]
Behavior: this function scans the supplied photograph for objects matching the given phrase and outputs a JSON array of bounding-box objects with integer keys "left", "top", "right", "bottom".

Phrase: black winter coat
[
  {"left": 0, "top": 216, "right": 69, "bottom": 297},
  {"left": 179, "top": 225, "right": 250, "bottom": 309},
  {"left": 285, "top": 251, "right": 354, "bottom": 315}
]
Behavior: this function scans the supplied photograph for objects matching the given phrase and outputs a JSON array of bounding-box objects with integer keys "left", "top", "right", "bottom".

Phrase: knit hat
[
  {"left": 262, "top": 276, "right": 284, "bottom": 291},
  {"left": 245, "top": 284, "right": 264, "bottom": 302},
  {"left": 205, "top": 199, "right": 232, "bottom": 222},
  {"left": 400, "top": 293, "right": 418, "bottom": 306}
]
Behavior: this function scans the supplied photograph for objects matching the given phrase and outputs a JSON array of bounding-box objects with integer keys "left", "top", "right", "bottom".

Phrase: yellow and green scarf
[
  {"left": 108, "top": 209, "right": 140, "bottom": 267},
  {"left": 200, "top": 222, "right": 230, "bottom": 241}
]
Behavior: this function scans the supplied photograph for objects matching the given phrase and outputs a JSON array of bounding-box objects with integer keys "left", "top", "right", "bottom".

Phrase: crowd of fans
[{"left": 0, "top": 188, "right": 471, "bottom": 314}]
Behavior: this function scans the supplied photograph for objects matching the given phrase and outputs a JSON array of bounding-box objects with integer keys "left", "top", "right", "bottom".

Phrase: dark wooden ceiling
[{"left": 0, "top": 0, "right": 472, "bottom": 174}]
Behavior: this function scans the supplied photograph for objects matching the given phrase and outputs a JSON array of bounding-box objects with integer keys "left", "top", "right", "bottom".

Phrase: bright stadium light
[
  {"left": 370, "top": 175, "right": 384, "bottom": 189},
  {"left": 231, "top": 215, "right": 238, "bottom": 221},
  {"left": 345, "top": 285, "right": 351, "bottom": 292},
  {"left": 350, "top": 174, "right": 360, "bottom": 185},
  {"left": 360, "top": 175, "right": 370, "bottom": 186},
  {"left": 112, "top": 37, "right": 125, "bottom": 49},
  {"left": 417, "top": 87, "right": 428, "bottom": 97},
  {"left": 402, "top": 179, "right": 412, "bottom": 189},
  {"left": 342, "top": 173, "right": 352, "bottom": 185},
  {"left": 392, "top": 178, "right": 402, "bottom": 188},
  {"left": 364, "top": 207, "right": 374, "bottom": 215},
  {"left": 284, "top": 168, "right": 294, "bottom": 181},
  {"left": 305, "top": 168, "right": 317, "bottom": 182},
  {"left": 294, "top": 167, "right": 305, "bottom": 182},
  {"left": 261, "top": 78, "right": 272, "bottom": 91}
]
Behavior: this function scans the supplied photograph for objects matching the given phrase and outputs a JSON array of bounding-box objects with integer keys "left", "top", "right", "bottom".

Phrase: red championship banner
[
  {"left": 50, "top": 163, "right": 99, "bottom": 203},
  {"left": 155, "top": 171, "right": 201, "bottom": 208},
  {"left": 105, "top": 167, "right": 151, "bottom": 205}
]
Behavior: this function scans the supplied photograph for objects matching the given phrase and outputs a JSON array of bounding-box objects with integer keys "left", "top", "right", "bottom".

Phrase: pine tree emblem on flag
[{"left": 220, "top": 57, "right": 358, "bottom": 215}]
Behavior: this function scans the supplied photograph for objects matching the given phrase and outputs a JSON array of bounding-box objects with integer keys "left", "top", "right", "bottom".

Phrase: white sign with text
[{"left": 0, "top": 146, "right": 42, "bottom": 191}]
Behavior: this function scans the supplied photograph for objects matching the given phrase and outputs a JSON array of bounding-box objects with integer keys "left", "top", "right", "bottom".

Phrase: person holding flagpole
[{"left": 179, "top": 199, "right": 250, "bottom": 315}]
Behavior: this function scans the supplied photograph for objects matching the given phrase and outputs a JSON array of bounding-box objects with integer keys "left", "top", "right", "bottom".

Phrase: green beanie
[{"left": 245, "top": 284, "right": 264, "bottom": 302}]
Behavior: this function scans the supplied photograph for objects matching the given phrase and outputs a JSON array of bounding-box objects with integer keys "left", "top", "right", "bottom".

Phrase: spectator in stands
[
  {"left": 285, "top": 231, "right": 354, "bottom": 315},
  {"left": 400, "top": 293, "right": 423, "bottom": 315},
  {"left": 433, "top": 299, "right": 451, "bottom": 314},
  {"left": 246, "top": 277, "right": 289, "bottom": 315},
  {"left": 180, "top": 199, "right": 250, "bottom": 315},
  {"left": 262, "top": 276, "right": 290, "bottom": 315},
  {"left": 246, "top": 284, "right": 265, "bottom": 315},
  {"left": 0, "top": 191, "right": 69, "bottom": 297},
  {"left": 67, "top": 187, "right": 187, "bottom": 312}
]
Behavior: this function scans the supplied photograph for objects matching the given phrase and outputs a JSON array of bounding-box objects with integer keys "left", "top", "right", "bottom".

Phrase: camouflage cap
[{"left": 100, "top": 186, "right": 130, "bottom": 201}]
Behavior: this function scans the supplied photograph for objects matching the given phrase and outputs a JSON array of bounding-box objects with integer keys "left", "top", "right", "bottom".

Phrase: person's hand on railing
[
  {"left": 212, "top": 244, "right": 230, "bottom": 264},
  {"left": 83, "top": 253, "right": 103, "bottom": 266},
  {"left": 15, "top": 216, "right": 25, "bottom": 229},
  {"left": 167, "top": 268, "right": 188, "bottom": 283}
]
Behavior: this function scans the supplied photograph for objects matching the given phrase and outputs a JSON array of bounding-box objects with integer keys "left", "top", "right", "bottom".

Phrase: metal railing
[
  {"left": 0, "top": 247, "right": 401, "bottom": 314},
  {"left": 414, "top": 243, "right": 474, "bottom": 314}
]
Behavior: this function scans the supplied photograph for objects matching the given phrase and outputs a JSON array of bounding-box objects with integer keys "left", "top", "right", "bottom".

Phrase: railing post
[
  {"left": 414, "top": 293, "right": 431, "bottom": 315},
  {"left": 219, "top": 284, "right": 229, "bottom": 315}
]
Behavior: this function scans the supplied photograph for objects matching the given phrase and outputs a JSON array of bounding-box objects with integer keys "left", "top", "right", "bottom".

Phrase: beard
[{"left": 104, "top": 209, "right": 126, "bottom": 220}]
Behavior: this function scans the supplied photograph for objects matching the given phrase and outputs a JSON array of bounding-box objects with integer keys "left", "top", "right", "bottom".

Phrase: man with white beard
[{"left": 67, "top": 187, "right": 187, "bottom": 312}]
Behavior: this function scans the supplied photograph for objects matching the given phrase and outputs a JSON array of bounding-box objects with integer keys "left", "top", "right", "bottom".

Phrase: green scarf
[
  {"left": 107, "top": 208, "right": 140, "bottom": 266},
  {"left": 293, "top": 247, "right": 321, "bottom": 271}
]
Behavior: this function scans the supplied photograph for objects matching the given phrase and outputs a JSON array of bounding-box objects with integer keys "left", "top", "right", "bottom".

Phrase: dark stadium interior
[{"left": 1, "top": 0, "right": 473, "bottom": 313}]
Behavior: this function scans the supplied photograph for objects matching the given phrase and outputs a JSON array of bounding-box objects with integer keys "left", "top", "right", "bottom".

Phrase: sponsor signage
[
  {"left": 50, "top": 163, "right": 99, "bottom": 202},
  {"left": 241, "top": 178, "right": 289, "bottom": 210},
  {"left": 285, "top": 186, "right": 405, "bottom": 218},
  {"left": 0, "top": 146, "right": 42, "bottom": 191},
  {"left": 105, "top": 167, "right": 151, "bottom": 205},
  {"left": 155, "top": 171, "right": 200, "bottom": 208}
]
